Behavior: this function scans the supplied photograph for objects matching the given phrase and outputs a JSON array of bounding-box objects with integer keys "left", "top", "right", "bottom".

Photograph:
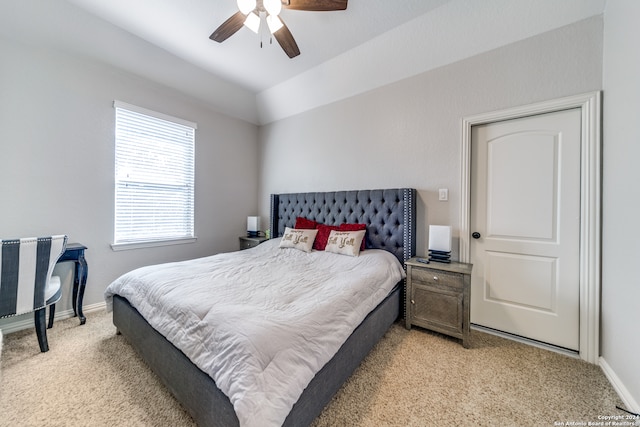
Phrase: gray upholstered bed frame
[
  {"left": 270, "top": 189, "right": 416, "bottom": 266},
  {"left": 112, "top": 188, "right": 416, "bottom": 426}
]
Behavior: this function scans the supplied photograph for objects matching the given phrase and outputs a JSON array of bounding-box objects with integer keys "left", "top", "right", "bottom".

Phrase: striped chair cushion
[{"left": 0, "top": 235, "right": 67, "bottom": 318}]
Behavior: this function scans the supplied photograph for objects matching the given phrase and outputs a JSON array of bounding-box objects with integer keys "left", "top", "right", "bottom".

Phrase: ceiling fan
[{"left": 210, "top": 0, "right": 348, "bottom": 59}]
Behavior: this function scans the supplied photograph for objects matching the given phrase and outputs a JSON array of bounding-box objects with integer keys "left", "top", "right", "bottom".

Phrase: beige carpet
[{"left": 0, "top": 309, "right": 626, "bottom": 426}]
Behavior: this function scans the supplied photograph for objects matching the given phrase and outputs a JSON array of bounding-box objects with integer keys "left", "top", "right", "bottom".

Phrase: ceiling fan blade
[
  {"left": 282, "top": 0, "right": 347, "bottom": 11},
  {"left": 210, "top": 11, "right": 246, "bottom": 43},
  {"left": 273, "top": 20, "right": 300, "bottom": 58}
]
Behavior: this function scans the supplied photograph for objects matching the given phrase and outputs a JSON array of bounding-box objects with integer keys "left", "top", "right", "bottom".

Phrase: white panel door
[{"left": 470, "top": 108, "right": 581, "bottom": 350}]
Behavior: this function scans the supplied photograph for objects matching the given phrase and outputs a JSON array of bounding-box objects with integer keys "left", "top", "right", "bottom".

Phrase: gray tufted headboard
[{"left": 270, "top": 188, "right": 416, "bottom": 264}]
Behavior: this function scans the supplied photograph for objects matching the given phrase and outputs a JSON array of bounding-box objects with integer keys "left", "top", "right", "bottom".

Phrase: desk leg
[
  {"left": 73, "top": 257, "right": 88, "bottom": 325},
  {"left": 72, "top": 262, "right": 79, "bottom": 317},
  {"left": 73, "top": 255, "right": 89, "bottom": 325}
]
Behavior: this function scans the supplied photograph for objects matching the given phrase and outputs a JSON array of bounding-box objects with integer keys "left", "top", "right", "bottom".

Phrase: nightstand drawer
[
  {"left": 240, "top": 239, "right": 255, "bottom": 250},
  {"left": 239, "top": 236, "right": 267, "bottom": 250},
  {"left": 411, "top": 268, "right": 463, "bottom": 290}
]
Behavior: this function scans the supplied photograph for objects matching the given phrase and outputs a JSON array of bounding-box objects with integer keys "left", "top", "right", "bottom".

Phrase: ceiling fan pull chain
[{"left": 260, "top": 19, "right": 266, "bottom": 48}]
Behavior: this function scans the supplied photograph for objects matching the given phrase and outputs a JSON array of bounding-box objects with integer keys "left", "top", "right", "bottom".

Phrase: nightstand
[
  {"left": 404, "top": 258, "right": 473, "bottom": 348},
  {"left": 239, "top": 235, "right": 268, "bottom": 250}
]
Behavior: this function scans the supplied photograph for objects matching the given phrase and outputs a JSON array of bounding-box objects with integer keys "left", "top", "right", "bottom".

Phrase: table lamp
[
  {"left": 428, "top": 225, "right": 451, "bottom": 263},
  {"left": 247, "top": 216, "right": 260, "bottom": 237}
]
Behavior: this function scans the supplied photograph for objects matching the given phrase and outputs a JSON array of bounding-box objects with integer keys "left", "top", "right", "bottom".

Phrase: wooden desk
[{"left": 56, "top": 243, "right": 88, "bottom": 325}]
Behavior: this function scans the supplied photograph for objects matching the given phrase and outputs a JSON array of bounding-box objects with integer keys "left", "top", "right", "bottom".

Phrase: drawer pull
[
  {"left": 433, "top": 276, "right": 438, "bottom": 281},
  {"left": 411, "top": 299, "right": 415, "bottom": 304}
]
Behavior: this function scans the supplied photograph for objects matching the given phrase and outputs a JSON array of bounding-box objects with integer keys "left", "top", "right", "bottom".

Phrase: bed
[{"left": 106, "top": 188, "right": 416, "bottom": 426}]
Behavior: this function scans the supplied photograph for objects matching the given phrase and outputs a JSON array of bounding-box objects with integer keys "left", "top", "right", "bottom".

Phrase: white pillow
[
  {"left": 324, "top": 229, "right": 366, "bottom": 257},
  {"left": 279, "top": 227, "right": 318, "bottom": 253}
]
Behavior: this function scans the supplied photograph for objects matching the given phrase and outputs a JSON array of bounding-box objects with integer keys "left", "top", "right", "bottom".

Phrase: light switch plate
[{"left": 438, "top": 188, "right": 448, "bottom": 201}]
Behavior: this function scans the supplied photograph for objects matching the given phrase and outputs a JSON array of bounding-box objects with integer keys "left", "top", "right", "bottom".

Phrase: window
[{"left": 113, "top": 101, "right": 196, "bottom": 249}]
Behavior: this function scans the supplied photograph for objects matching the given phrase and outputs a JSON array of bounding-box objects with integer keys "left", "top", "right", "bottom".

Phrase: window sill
[{"left": 111, "top": 237, "right": 197, "bottom": 251}]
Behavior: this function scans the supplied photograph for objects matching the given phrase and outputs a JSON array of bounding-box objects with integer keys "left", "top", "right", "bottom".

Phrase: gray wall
[
  {"left": 602, "top": 0, "right": 640, "bottom": 411},
  {"left": 258, "top": 17, "right": 603, "bottom": 258},
  {"left": 0, "top": 36, "right": 259, "bottom": 325}
]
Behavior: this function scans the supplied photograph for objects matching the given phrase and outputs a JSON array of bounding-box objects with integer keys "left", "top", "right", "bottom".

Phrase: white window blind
[{"left": 113, "top": 101, "right": 196, "bottom": 247}]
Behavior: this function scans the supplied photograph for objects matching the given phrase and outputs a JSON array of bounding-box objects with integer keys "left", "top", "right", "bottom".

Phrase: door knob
[{"left": 472, "top": 232, "right": 481, "bottom": 239}]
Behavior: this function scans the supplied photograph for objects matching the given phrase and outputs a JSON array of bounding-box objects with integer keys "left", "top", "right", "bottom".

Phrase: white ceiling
[
  {"left": 64, "top": 0, "right": 451, "bottom": 93},
  {"left": 0, "top": 0, "right": 606, "bottom": 124}
]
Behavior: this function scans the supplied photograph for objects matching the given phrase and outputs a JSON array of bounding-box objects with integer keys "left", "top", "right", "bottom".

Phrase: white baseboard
[
  {"left": 0, "top": 301, "right": 107, "bottom": 334},
  {"left": 471, "top": 324, "right": 580, "bottom": 359},
  {"left": 599, "top": 356, "right": 640, "bottom": 415}
]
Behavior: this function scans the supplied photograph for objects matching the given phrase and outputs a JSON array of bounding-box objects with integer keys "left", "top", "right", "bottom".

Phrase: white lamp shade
[
  {"left": 264, "top": 0, "right": 282, "bottom": 15},
  {"left": 243, "top": 12, "right": 260, "bottom": 33},
  {"left": 247, "top": 216, "right": 260, "bottom": 232},
  {"left": 237, "top": 0, "right": 256, "bottom": 15},
  {"left": 266, "top": 14, "right": 283, "bottom": 34},
  {"left": 428, "top": 225, "right": 452, "bottom": 252}
]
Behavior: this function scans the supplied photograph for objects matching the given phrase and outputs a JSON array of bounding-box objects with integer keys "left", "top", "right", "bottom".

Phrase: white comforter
[{"left": 104, "top": 238, "right": 405, "bottom": 427}]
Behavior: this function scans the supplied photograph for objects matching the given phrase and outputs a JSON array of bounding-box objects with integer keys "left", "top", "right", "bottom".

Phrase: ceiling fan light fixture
[
  {"left": 266, "top": 14, "right": 284, "bottom": 34},
  {"left": 237, "top": 0, "right": 256, "bottom": 15},
  {"left": 212, "top": 0, "right": 348, "bottom": 59},
  {"left": 264, "top": 0, "right": 282, "bottom": 16},
  {"left": 243, "top": 12, "right": 261, "bottom": 33}
]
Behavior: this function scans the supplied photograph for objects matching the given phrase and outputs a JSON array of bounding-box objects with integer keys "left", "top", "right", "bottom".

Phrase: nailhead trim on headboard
[{"left": 270, "top": 188, "right": 416, "bottom": 264}]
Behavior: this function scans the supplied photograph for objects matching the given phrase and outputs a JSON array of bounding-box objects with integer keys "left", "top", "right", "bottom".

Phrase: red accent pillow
[
  {"left": 295, "top": 216, "right": 318, "bottom": 230},
  {"left": 314, "top": 224, "right": 339, "bottom": 251},
  {"left": 339, "top": 223, "right": 367, "bottom": 250}
]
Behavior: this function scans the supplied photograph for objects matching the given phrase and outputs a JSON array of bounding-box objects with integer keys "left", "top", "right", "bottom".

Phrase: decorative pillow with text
[
  {"left": 339, "top": 222, "right": 367, "bottom": 251},
  {"left": 279, "top": 227, "right": 318, "bottom": 253},
  {"left": 324, "top": 230, "right": 366, "bottom": 257}
]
